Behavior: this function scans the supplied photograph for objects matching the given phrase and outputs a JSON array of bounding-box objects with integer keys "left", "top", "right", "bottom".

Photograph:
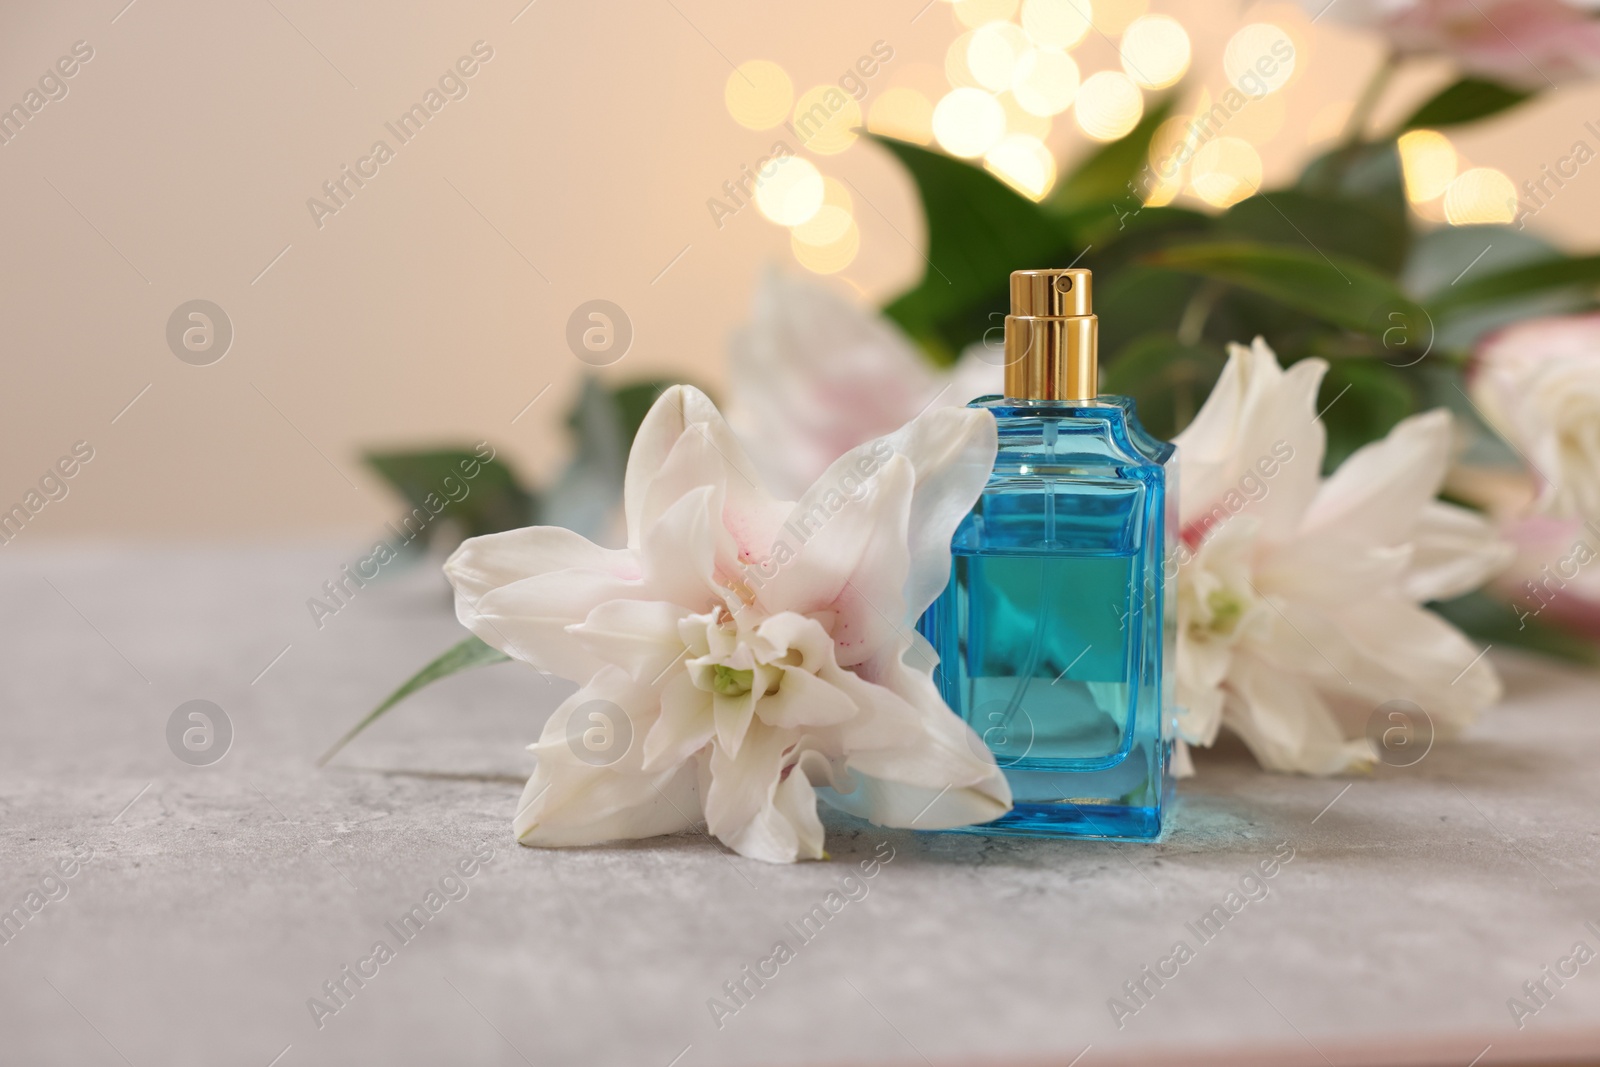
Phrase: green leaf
[
  {"left": 1298, "top": 141, "right": 1406, "bottom": 229},
  {"left": 1146, "top": 241, "right": 1424, "bottom": 338},
  {"left": 1403, "top": 226, "right": 1575, "bottom": 350},
  {"left": 1059, "top": 203, "right": 1212, "bottom": 271},
  {"left": 1403, "top": 224, "right": 1559, "bottom": 299},
  {"left": 1399, "top": 77, "right": 1535, "bottom": 131},
  {"left": 1093, "top": 266, "right": 1203, "bottom": 357},
  {"left": 317, "top": 635, "right": 511, "bottom": 766},
  {"left": 1202, "top": 288, "right": 1347, "bottom": 362},
  {"left": 874, "top": 135, "right": 1078, "bottom": 363},
  {"left": 1216, "top": 188, "right": 1409, "bottom": 275},
  {"left": 364, "top": 448, "right": 536, "bottom": 545},
  {"left": 1046, "top": 92, "right": 1175, "bottom": 218},
  {"left": 1431, "top": 590, "right": 1600, "bottom": 667},
  {"left": 1101, "top": 333, "right": 1227, "bottom": 439},
  {"left": 1428, "top": 254, "right": 1600, "bottom": 316}
]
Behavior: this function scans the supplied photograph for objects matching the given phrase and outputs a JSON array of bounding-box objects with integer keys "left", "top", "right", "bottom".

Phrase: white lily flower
[
  {"left": 444, "top": 385, "right": 1010, "bottom": 863},
  {"left": 1174, "top": 338, "right": 1512, "bottom": 775},
  {"left": 727, "top": 270, "right": 1003, "bottom": 499}
]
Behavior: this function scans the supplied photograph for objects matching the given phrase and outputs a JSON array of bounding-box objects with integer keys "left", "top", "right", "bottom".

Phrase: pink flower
[
  {"left": 1500, "top": 511, "right": 1600, "bottom": 636},
  {"left": 726, "top": 271, "right": 1003, "bottom": 499},
  {"left": 1450, "top": 465, "right": 1600, "bottom": 636},
  {"left": 1304, "top": 0, "right": 1600, "bottom": 86},
  {"left": 1471, "top": 312, "right": 1600, "bottom": 520}
]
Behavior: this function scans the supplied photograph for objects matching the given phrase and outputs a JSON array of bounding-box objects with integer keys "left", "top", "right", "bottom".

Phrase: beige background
[{"left": 3, "top": 0, "right": 1598, "bottom": 542}]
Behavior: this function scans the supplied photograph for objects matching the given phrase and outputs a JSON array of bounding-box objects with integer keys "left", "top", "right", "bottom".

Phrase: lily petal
[
  {"left": 759, "top": 455, "right": 916, "bottom": 667},
  {"left": 1303, "top": 410, "right": 1451, "bottom": 546},
  {"left": 1332, "top": 596, "right": 1502, "bottom": 735},
  {"left": 1406, "top": 502, "right": 1514, "bottom": 602},
  {"left": 639, "top": 484, "right": 724, "bottom": 612},
  {"left": 1175, "top": 338, "right": 1327, "bottom": 542},
  {"left": 756, "top": 403, "right": 998, "bottom": 665},
  {"left": 712, "top": 684, "right": 761, "bottom": 758},
  {"left": 721, "top": 755, "right": 828, "bottom": 864},
  {"left": 445, "top": 526, "right": 642, "bottom": 685},
  {"left": 514, "top": 667, "right": 701, "bottom": 847},
  {"left": 757, "top": 664, "right": 859, "bottom": 730},
  {"left": 823, "top": 633, "right": 1011, "bottom": 828},
  {"left": 567, "top": 599, "right": 690, "bottom": 687},
  {"left": 642, "top": 671, "right": 714, "bottom": 772},
  {"left": 702, "top": 721, "right": 804, "bottom": 855},
  {"left": 624, "top": 385, "right": 768, "bottom": 550},
  {"left": 1223, "top": 654, "right": 1373, "bottom": 775},
  {"left": 884, "top": 404, "right": 1003, "bottom": 619}
]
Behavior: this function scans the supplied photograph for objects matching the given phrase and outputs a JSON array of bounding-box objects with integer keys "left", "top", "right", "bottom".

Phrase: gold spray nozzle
[{"left": 1003, "top": 268, "right": 1098, "bottom": 402}]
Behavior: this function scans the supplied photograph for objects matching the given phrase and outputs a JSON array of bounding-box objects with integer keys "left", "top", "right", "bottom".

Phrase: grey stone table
[{"left": 3, "top": 545, "right": 1599, "bottom": 1067}]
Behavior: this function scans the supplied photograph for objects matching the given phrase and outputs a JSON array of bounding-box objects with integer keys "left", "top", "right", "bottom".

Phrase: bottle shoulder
[{"left": 970, "top": 394, "right": 1174, "bottom": 470}]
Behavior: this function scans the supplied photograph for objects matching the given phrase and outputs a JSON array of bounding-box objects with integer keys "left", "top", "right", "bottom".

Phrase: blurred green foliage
[{"left": 873, "top": 76, "right": 1600, "bottom": 470}]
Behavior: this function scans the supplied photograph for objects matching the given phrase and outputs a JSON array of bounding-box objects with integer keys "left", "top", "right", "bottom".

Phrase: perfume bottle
[{"left": 918, "top": 268, "right": 1175, "bottom": 840}]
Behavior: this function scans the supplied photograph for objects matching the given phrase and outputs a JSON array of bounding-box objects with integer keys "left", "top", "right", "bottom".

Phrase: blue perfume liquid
[{"left": 917, "top": 396, "right": 1175, "bottom": 840}]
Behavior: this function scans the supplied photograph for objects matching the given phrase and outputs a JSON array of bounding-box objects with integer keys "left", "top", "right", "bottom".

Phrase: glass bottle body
[{"left": 917, "top": 395, "right": 1175, "bottom": 839}]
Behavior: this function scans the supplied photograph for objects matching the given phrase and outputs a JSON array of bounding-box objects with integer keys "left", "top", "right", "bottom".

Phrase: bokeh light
[
  {"left": 1074, "top": 70, "right": 1143, "bottom": 141},
  {"left": 1119, "top": 14, "right": 1190, "bottom": 90},
  {"left": 1142, "top": 172, "right": 1181, "bottom": 207},
  {"left": 1011, "top": 47, "right": 1080, "bottom": 116},
  {"left": 985, "top": 133, "right": 1058, "bottom": 198},
  {"left": 791, "top": 218, "right": 860, "bottom": 273},
  {"left": 1020, "top": 0, "right": 1093, "bottom": 49},
  {"left": 1224, "top": 23, "right": 1297, "bottom": 97},
  {"left": 1444, "top": 167, "right": 1518, "bottom": 225},
  {"left": 1398, "top": 129, "right": 1459, "bottom": 203},
  {"left": 1189, "top": 136, "right": 1262, "bottom": 207},
  {"left": 954, "top": 0, "right": 1021, "bottom": 28},
  {"left": 1221, "top": 86, "right": 1286, "bottom": 143},
  {"left": 1092, "top": 0, "right": 1147, "bottom": 35},
  {"left": 755, "top": 156, "right": 824, "bottom": 226},
  {"left": 868, "top": 87, "right": 935, "bottom": 144},
  {"left": 933, "top": 87, "right": 1009, "bottom": 157},
  {"left": 1143, "top": 113, "right": 1196, "bottom": 205},
  {"left": 792, "top": 205, "right": 854, "bottom": 247},
  {"left": 791, "top": 86, "right": 862, "bottom": 155},
  {"left": 998, "top": 90, "right": 1053, "bottom": 139},
  {"left": 725, "top": 61, "right": 793, "bottom": 130},
  {"left": 946, "top": 31, "right": 982, "bottom": 89},
  {"left": 968, "top": 21, "right": 1032, "bottom": 92},
  {"left": 791, "top": 178, "right": 854, "bottom": 246}
]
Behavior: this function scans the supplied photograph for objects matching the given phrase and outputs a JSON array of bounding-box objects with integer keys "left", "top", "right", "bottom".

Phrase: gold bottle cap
[{"left": 1003, "top": 268, "right": 1098, "bottom": 402}]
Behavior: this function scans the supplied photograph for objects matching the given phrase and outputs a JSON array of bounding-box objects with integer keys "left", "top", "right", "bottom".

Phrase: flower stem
[
  {"left": 1176, "top": 280, "right": 1224, "bottom": 346},
  {"left": 1340, "top": 50, "right": 1397, "bottom": 148}
]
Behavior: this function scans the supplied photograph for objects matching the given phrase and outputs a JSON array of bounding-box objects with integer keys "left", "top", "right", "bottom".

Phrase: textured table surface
[{"left": 2, "top": 544, "right": 1599, "bottom": 1067}]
